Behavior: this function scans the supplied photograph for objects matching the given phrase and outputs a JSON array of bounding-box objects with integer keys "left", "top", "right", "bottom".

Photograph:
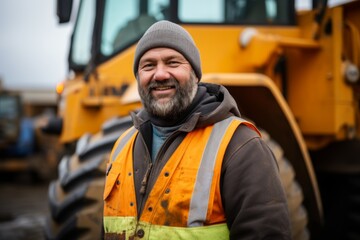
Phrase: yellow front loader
[{"left": 45, "top": 0, "right": 360, "bottom": 239}]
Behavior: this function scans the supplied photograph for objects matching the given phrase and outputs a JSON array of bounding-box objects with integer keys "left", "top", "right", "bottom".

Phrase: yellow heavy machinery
[{"left": 45, "top": 0, "right": 360, "bottom": 239}]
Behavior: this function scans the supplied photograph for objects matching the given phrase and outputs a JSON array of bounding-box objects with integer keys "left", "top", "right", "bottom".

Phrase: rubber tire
[
  {"left": 44, "top": 116, "right": 132, "bottom": 240},
  {"left": 261, "top": 130, "right": 309, "bottom": 240}
]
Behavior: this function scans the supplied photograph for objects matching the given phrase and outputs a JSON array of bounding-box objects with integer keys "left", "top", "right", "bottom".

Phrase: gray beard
[{"left": 138, "top": 74, "right": 198, "bottom": 121}]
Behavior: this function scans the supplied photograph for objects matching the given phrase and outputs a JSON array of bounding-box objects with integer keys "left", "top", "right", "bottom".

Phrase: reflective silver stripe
[
  {"left": 111, "top": 127, "right": 137, "bottom": 162},
  {"left": 188, "top": 116, "right": 238, "bottom": 227}
]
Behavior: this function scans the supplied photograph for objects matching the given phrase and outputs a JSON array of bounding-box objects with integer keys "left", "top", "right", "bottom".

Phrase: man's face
[{"left": 137, "top": 48, "right": 198, "bottom": 120}]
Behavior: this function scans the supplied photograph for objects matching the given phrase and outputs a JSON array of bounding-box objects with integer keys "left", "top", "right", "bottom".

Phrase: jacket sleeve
[{"left": 221, "top": 125, "right": 292, "bottom": 240}]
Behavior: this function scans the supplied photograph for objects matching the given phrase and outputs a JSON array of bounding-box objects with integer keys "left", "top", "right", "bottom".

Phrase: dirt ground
[{"left": 0, "top": 175, "right": 50, "bottom": 240}]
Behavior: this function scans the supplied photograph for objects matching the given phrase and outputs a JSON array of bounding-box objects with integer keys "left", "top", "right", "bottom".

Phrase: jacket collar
[
  {"left": 131, "top": 111, "right": 201, "bottom": 133},
  {"left": 131, "top": 82, "right": 240, "bottom": 131}
]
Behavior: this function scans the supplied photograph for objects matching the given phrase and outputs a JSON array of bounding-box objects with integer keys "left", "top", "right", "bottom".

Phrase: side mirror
[{"left": 57, "top": 0, "right": 73, "bottom": 24}]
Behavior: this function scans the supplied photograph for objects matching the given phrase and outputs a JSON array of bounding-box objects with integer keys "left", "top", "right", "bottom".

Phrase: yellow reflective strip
[
  {"left": 103, "top": 216, "right": 137, "bottom": 234},
  {"left": 149, "top": 223, "right": 229, "bottom": 240},
  {"left": 104, "top": 216, "right": 229, "bottom": 240}
]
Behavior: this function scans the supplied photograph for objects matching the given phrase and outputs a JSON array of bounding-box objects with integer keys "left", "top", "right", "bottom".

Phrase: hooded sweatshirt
[{"left": 130, "top": 82, "right": 291, "bottom": 239}]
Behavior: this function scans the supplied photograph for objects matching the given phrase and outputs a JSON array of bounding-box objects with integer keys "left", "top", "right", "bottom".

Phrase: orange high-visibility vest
[{"left": 103, "top": 117, "right": 258, "bottom": 240}]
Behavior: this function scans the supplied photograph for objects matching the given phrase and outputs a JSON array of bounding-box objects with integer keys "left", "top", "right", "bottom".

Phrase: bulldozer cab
[
  {"left": 66, "top": 0, "right": 296, "bottom": 72},
  {"left": 56, "top": 0, "right": 304, "bottom": 143}
]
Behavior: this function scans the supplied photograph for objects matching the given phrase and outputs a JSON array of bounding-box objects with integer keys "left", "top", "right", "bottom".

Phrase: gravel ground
[{"left": 0, "top": 179, "right": 50, "bottom": 240}]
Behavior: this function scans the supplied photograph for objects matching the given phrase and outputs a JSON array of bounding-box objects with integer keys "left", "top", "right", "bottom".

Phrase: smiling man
[
  {"left": 137, "top": 47, "right": 198, "bottom": 120},
  {"left": 103, "top": 20, "right": 291, "bottom": 240}
]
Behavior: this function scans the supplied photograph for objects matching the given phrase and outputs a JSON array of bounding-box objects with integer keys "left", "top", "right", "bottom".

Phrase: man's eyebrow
[
  {"left": 139, "top": 57, "right": 156, "bottom": 64},
  {"left": 163, "top": 55, "right": 187, "bottom": 62},
  {"left": 140, "top": 55, "right": 186, "bottom": 64}
]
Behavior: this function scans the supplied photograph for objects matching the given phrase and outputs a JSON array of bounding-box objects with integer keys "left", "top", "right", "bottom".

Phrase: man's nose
[{"left": 153, "top": 65, "right": 170, "bottom": 81}]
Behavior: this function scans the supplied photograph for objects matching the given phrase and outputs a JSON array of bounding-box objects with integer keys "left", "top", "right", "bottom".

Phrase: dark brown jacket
[{"left": 130, "top": 83, "right": 291, "bottom": 239}]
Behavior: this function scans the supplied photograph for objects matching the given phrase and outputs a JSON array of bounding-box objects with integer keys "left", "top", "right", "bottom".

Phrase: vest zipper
[
  {"left": 133, "top": 129, "right": 183, "bottom": 237},
  {"left": 137, "top": 131, "right": 182, "bottom": 216},
  {"left": 134, "top": 130, "right": 185, "bottom": 237}
]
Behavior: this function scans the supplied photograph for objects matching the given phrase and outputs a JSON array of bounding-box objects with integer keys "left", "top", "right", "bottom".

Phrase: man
[{"left": 103, "top": 20, "right": 291, "bottom": 240}]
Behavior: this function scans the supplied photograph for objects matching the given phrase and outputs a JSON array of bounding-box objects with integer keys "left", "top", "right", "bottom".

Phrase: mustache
[{"left": 148, "top": 78, "right": 178, "bottom": 90}]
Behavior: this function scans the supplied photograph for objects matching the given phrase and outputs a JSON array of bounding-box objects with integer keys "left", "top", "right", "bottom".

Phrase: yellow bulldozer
[{"left": 45, "top": 0, "right": 360, "bottom": 239}]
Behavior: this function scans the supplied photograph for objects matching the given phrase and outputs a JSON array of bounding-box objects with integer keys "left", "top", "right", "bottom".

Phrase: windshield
[
  {"left": 179, "top": 0, "right": 292, "bottom": 24},
  {"left": 101, "top": 0, "right": 169, "bottom": 57},
  {"left": 70, "top": 0, "right": 96, "bottom": 66},
  {"left": 69, "top": 0, "right": 294, "bottom": 69}
]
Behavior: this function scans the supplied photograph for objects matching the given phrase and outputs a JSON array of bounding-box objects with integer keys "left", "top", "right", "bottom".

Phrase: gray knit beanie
[{"left": 133, "top": 20, "right": 202, "bottom": 80}]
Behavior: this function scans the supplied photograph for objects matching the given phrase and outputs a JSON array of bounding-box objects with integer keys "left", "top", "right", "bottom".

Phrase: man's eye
[
  {"left": 142, "top": 63, "right": 154, "bottom": 70},
  {"left": 168, "top": 61, "right": 180, "bottom": 66}
]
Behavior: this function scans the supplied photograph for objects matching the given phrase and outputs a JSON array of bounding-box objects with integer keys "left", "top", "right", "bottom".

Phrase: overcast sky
[
  {"left": 0, "top": 0, "right": 73, "bottom": 91},
  {"left": 0, "top": 0, "right": 351, "bottom": 91}
]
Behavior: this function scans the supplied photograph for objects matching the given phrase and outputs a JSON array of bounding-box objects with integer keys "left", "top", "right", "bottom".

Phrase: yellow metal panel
[
  {"left": 183, "top": 25, "right": 302, "bottom": 73},
  {"left": 287, "top": 7, "right": 355, "bottom": 138},
  {"left": 59, "top": 46, "right": 143, "bottom": 143}
]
